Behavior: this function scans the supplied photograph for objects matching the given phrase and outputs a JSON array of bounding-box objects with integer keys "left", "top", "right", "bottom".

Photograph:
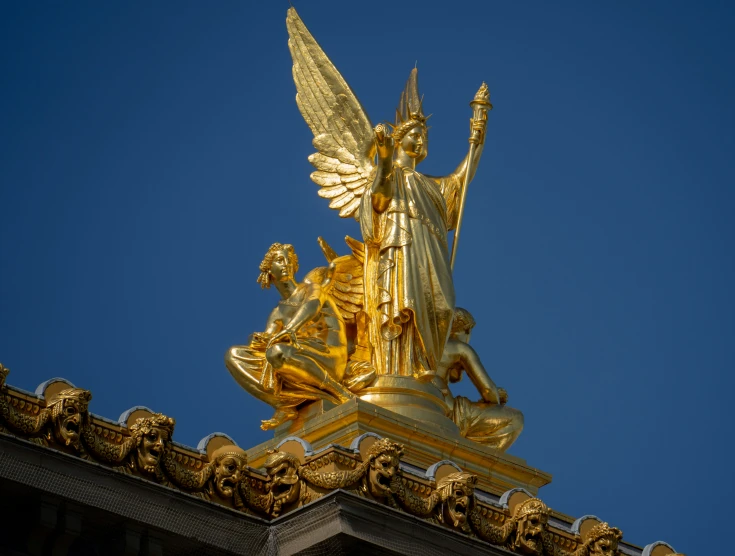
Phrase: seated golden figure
[
  {"left": 225, "top": 243, "right": 355, "bottom": 430},
  {"left": 420, "top": 307, "right": 524, "bottom": 451}
]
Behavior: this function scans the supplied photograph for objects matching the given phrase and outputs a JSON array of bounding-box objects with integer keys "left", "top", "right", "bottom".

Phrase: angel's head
[
  {"left": 392, "top": 118, "right": 428, "bottom": 164},
  {"left": 257, "top": 243, "right": 299, "bottom": 289}
]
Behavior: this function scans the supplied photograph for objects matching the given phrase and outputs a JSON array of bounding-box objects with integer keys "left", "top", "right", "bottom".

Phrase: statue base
[
  {"left": 248, "top": 395, "right": 551, "bottom": 497},
  {"left": 356, "top": 375, "right": 459, "bottom": 434}
]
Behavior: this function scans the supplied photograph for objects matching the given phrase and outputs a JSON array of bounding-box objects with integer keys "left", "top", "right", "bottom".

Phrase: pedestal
[{"left": 249, "top": 396, "right": 551, "bottom": 496}]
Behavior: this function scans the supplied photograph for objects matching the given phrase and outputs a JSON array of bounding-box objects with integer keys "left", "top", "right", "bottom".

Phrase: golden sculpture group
[
  {"left": 0, "top": 364, "right": 640, "bottom": 556},
  {"left": 0, "top": 9, "right": 689, "bottom": 555},
  {"left": 225, "top": 7, "right": 523, "bottom": 452}
]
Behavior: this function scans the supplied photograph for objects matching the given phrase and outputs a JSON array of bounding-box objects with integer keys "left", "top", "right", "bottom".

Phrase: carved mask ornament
[
  {"left": 264, "top": 451, "right": 301, "bottom": 517},
  {"left": 129, "top": 414, "right": 175, "bottom": 475},
  {"left": 513, "top": 498, "right": 549, "bottom": 555},
  {"left": 436, "top": 472, "right": 477, "bottom": 528},
  {"left": 586, "top": 522, "right": 623, "bottom": 556},
  {"left": 366, "top": 438, "right": 404, "bottom": 498},
  {"left": 211, "top": 445, "right": 248, "bottom": 499},
  {"left": 46, "top": 388, "right": 91, "bottom": 448}
]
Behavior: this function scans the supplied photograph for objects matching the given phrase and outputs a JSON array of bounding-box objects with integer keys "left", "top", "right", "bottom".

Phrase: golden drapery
[{"left": 360, "top": 166, "right": 464, "bottom": 376}]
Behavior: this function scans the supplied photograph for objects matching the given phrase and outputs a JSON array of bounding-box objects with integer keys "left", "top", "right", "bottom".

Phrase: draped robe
[{"left": 360, "top": 165, "right": 464, "bottom": 376}]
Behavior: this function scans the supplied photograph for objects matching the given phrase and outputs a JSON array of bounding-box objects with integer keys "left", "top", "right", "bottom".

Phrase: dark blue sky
[{"left": 1, "top": 2, "right": 733, "bottom": 553}]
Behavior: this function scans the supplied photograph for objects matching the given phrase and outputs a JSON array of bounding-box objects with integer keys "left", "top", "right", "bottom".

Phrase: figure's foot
[
  {"left": 320, "top": 374, "right": 356, "bottom": 404},
  {"left": 334, "top": 387, "right": 355, "bottom": 404},
  {"left": 260, "top": 408, "right": 298, "bottom": 430},
  {"left": 260, "top": 420, "right": 279, "bottom": 431},
  {"left": 344, "top": 360, "right": 376, "bottom": 392}
]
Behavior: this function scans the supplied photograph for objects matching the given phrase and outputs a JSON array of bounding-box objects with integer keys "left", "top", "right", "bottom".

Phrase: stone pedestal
[{"left": 247, "top": 396, "right": 551, "bottom": 496}]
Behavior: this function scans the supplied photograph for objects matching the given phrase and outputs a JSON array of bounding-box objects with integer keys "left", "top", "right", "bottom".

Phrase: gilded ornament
[
  {"left": 263, "top": 450, "right": 305, "bottom": 517},
  {"left": 434, "top": 471, "right": 478, "bottom": 531},
  {"left": 582, "top": 522, "right": 623, "bottom": 556},
  {"left": 363, "top": 438, "right": 404, "bottom": 500},
  {"left": 512, "top": 498, "right": 551, "bottom": 555},
  {"left": 0, "top": 366, "right": 93, "bottom": 452},
  {"left": 0, "top": 371, "right": 647, "bottom": 552},
  {"left": 0, "top": 365, "right": 48, "bottom": 436},
  {"left": 298, "top": 456, "right": 369, "bottom": 490},
  {"left": 44, "top": 387, "right": 92, "bottom": 451},
  {"left": 115, "top": 413, "right": 175, "bottom": 482},
  {"left": 210, "top": 444, "right": 248, "bottom": 500},
  {"left": 391, "top": 474, "right": 441, "bottom": 517}
]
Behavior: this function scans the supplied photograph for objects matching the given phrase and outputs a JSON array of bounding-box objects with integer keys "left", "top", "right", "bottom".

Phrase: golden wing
[
  {"left": 317, "top": 236, "right": 365, "bottom": 322},
  {"left": 287, "top": 8, "right": 376, "bottom": 220}
]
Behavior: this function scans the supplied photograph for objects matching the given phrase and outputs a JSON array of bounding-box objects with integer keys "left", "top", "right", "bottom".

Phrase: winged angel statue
[
  {"left": 285, "top": 6, "right": 491, "bottom": 376},
  {"left": 226, "top": 8, "right": 524, "bottom": 449}
]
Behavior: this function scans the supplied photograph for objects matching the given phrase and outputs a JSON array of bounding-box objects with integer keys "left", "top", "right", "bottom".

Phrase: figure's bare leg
[{"left": 266, "top": 344, "right": 353, "bottom": 403}]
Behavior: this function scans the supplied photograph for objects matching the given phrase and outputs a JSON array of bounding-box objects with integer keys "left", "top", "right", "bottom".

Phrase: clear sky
[{"left": 1, "top": 2, "right": 733, "bottom": 553}]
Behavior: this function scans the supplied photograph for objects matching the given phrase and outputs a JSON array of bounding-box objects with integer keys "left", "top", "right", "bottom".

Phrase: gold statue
[
  {"left": 287, "top": 7, "right": 490, "bottom": 378},
  {"left": 225, "top": 242, "right": 359, "bottom": 429},
  {"left": 423, "top": 307, "right": 524, "bottom": 451},
  {"left": 225, "top": 8, "right": 522, "bottom": 442}
]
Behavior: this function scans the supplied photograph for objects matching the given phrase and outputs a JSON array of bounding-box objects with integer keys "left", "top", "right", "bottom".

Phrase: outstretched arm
[
  {"left": 448, "top": 123, "right": 487, "bottom": 184},
  {"left": 456, "top": 343, "right": 500, "bottom": 404},
  {"left": 428, "top": 85, "right": 491, "bottom": 230},
  {"left": 267, "top": 283, "right": 325, "bottom": 347},
  {"left": 428, "top": 119, "right": 487, "bottom": 230}
]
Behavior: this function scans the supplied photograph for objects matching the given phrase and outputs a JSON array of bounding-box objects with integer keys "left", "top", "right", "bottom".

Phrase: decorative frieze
[{"left": 0, "top": 365, "right": 684, "bottom": 555}]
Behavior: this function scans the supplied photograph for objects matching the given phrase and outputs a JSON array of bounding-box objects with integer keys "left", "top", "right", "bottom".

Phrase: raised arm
[
  {"left": 369, "top": 124, "right": 395, "bottom": 214},
  {"left": 428, "top": 84, "right": 491, "bottom": 231},
  {"left": 427, "top": 123, "right": 486, "bottom": 231}
]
